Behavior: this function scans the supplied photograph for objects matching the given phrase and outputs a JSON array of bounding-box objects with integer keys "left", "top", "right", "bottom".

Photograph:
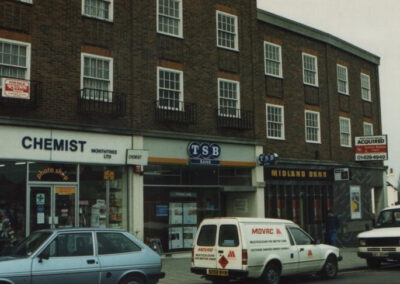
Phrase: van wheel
[
  {"left": 320, "top": 255, "right": 338, "bottom": 279},
  {"left": 260, "top": 263, "right": 280, "bottom": 284},
  {"left": 367, "top": 258, "right": 381, "bottom": 269}
]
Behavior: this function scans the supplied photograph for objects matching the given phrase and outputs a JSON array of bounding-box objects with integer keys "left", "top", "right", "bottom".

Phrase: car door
[
  {"left": 287, "top": 226, "right": 323, "bottom": 274},
  {"left": 31, "top": 232, "right": 100, "bottom": 284}
]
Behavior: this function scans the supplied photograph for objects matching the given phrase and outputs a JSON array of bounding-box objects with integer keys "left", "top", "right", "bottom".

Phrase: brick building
[{"left": 0, "top": 0, "right": 383, "bottom": 251}]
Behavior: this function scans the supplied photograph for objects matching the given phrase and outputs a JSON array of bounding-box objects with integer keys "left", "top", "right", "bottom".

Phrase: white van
[
  {"left": 357, "top": 205, "right": 400, "bottom": 268},
  {"left": 191, "top": 217, "right": 342, "bottom": 284}
]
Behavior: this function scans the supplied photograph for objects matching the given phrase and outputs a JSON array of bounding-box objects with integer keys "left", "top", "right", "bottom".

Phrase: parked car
[
  {"left": 358, "top": 205, "right": 400, "bottom": 268},
  {"left": 0, "top": 228, "right": 165, "bottom": 284},
  {"left": 191, "top": 217, "right": 342, "bottom": 284}
]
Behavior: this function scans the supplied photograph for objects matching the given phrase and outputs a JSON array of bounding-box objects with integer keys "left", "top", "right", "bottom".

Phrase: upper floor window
[
  {"left": 302, "top": 53, "right": 318, "bottom": 86},
  {"left": 264, "top": 42, "right": 282, "bottom": 78},
  {"left": 339, "top": 117, "right": 352, "bottom": 147},
  {"left": 0, "top": 38, "right": 31, "bottom": 80},
  {"left": 82, "top": 0, "right": 114, "bottom": 21},
  {"left": 157, "top": 67, "right": 183, "bottom": 110},
  {"left": 216, "top": 11, "right": 238, "bottom": 51},
  {"left": 363, "top": 122, "right": 374, "bottom": 136},
  {"left": 305, "top": 110, "right": 321, "bottom": 143},
  {"left": 16, "top": 0, "right": 33, "bottom": 3},
  {"left": 361, "top": 73, "right": 371, "bottom": 101},
  {"left": 81, "top": 53, "right": 113, "bottom": 100},
  {"left": 157, "top": 0, "right": 183, "bottom": 37},
  {"left": 218, "top": 78, "right": 240, "bottom": 117},
  {"left": 337, "top": 64, "right": 348, "bottom": 95},
  {"left": 266, "top": 104, "right": 285, "bottom": 140}
]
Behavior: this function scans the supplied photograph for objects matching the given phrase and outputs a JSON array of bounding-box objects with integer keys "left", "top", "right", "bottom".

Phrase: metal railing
[
  {"left": 0, "top": 78, "right": 41, "bottom": 110},
  {"left": 78, "top": 88, "right": 126, "bottom": 117},
  {"left": 217, "top": 108, "right": 254, "bottom": 129},
  {"left": 154, "top": 100, "right": 197, "bottom": 124}
]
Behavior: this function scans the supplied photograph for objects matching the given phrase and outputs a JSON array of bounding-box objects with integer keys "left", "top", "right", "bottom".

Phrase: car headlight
[{"left": 359, "top": 239, "right": 366, "bottom": 246}]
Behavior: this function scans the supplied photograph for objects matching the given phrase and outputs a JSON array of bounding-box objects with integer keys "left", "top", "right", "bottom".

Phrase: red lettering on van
[
  {"left": 276, "top": 228, "right": 282, "bottom": 235},
  {"left": 251, "top": 228, "right": 274, "bottom": 234},
  {"left": 198, "top": 248, "right": 213, "bottom": 252}
]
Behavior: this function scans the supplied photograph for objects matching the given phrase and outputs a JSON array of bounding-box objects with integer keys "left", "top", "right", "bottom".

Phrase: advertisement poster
[
  {"left": 169, "top": 227, "right": 183, "bottom": 249},
  {"left": 183, "top": 226, "right": 197, "bottom": 248},
  {"left": 169, "top": 203, "right": 183, "bottom": 224},
  {"left": 350, "top": 185, "right": 361, "bottom": 219},
  {"left": 183, "top": 203, "right": 197, "bottom": 224}
]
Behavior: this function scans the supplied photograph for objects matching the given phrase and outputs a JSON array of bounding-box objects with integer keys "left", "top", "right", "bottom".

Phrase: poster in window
[
  {"left": 183, "top": 226, "right": 197, "bottom": 248},
  {"left": 169, "top": 202, "right": 183, "bottom": 224},
  {"left": 183, "top": 203, "right": 197, "bottom": 224},
  {"left": 169, "top": 227, "right": 183, "bottom": 249},
  {"left": 350, "top": 185, "right": 361, "bottom": 219}
]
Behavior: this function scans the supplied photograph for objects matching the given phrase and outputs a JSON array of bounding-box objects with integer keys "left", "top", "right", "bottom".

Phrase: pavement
[{"left": 159, "top": 248, "right": 366, "bottom": 284}]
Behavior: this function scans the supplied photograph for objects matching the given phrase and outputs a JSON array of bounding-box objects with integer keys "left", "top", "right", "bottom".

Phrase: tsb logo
[{"left": 188, "top": 142, "right": 221, "bottom": 159}]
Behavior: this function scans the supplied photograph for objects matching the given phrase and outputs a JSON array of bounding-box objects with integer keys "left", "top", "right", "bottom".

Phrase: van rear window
[
  {"left": 197, "top": 225, "right": 217, "bottom": 246},
  {"left": 219, "top": 225, "right": 239, "bottom": 247}
]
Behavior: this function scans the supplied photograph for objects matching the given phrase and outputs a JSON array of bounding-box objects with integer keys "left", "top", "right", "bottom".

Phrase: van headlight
[{"left": 359, "top": 239, "right": 366, "bottom": 246}]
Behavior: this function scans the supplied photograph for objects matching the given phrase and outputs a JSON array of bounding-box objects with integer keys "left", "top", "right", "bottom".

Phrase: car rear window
[
  {"left": 218, "top": 225, "right": 239, "bottom": 247},
  {"left": 97, "top": 233, "right": 141, "bottom": 255},
  {"left": 197, "top": 225, "right": 217, "bottom": 246}
]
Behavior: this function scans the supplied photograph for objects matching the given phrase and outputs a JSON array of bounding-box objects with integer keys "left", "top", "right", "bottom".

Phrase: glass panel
[
  {"left": 218, "top": 225, "right": 239, "bottom": 247},
  {"left": 55, "top": 187, "right": 76, "bottom": 228},
  {"left": 45, "top": 233, "right": 93, "bottom": 257},
  {"left": 30, "top": 187, "right": 51, "bottom": 233},
  {"left": 197, "top": 225, "right": 217, "bottom": 246},
  {"left": 289, "top": 227, "right": 312, "bottom": 245},
  {"left": 97, "top": 232, "right": 141, "bottom": 254}
]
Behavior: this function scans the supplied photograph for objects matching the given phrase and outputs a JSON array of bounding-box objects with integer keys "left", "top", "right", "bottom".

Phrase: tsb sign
[{"left": 188, "top": 142, "right": 221, "bottom": 164}]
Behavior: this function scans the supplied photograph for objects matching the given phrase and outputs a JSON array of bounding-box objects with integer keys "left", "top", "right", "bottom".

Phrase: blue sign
[
  {"left": 259, "top": 153, "right": 277, "bottom": 166},
  {"left": 188, "top": 142, "right": 221, "bottom": 165},
  {"left": 37, "top": 205, "right": 45, "bottom": 212},
  {"left": 156, "top": 205, "right": 169, "bottom": 217}
]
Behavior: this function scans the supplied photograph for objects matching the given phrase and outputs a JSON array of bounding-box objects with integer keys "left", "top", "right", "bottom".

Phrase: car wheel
[
  {"left": 320, "top": 255, "right": 338, "bottom": 279},
  {"left": 260, "top": 263, "right": 281, "bottom": 284},
  {"left": 366, "top": 258, "right": 381, "bottom": 269},
  {"left": 120, "top": 275, "right": 145, "bottom": 284}
]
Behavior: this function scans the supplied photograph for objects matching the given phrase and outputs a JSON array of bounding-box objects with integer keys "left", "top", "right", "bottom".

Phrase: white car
[
  {"left": 191, "top": 217, "right": 342, "bottom": 284},
  {"left": 358, "top": 205, "right": 400, "bottom": 268}
]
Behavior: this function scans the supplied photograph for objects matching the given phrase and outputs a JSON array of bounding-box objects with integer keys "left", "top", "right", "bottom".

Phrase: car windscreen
[
  {"left": 11, "top": 231, "right": 52, "bottom": 257},
  {"left": 376, "top": 209, "right": 400, "bottom": 227},
  {"left": 197, "top": 225, "right": 217, "bottom": 246}
]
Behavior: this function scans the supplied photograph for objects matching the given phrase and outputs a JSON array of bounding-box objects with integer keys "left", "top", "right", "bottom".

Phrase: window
[
  {"left": 0, "top": 38, "right": 30, "bottom": 80},
  {"left": 16, "top": 0, "right": 33, "bottom": 3},
  {"left": 218, "top": 225, "right": 239, "bottom": 247},
  {"left": 363, "top": 122, "right": 373, "bottom": 136},
  {"left": 81, "top": 53, "right": 113, "bottom": 101},
  {"left": 97, "top": 232, "right": 141, "bottom": 255},
  {"left": 44, "top": 233, "right": 94, "bottom": 257},
  {"left": 302, "top": 53, "right": 318, "bottom": 86},
  {"left": 339, "top": 117, "right": 352, "bottom": 147},
  {"left": 197, "top": 225, "right": 217, "bottom": 246},
  {"left": 216, "top": 11, "right": 238, "bottom": 51},
  {"left": 361, "top": 73, "right": 371, "bottom": 101},
  {"left": 266, "top": 104, "right": 285, "bottom": 139},
  {"left": 218, "top": 78, "right": 240, "bottom": 117},
  {"left": 157, "top": 67, "right": 183, "bottom": 110},
  {"left": 288, "top": 227, "right": 313, "bottom": 245},
  {"left": 264, "top": 42, "right": 282, "bottom": 77},
  {"left": 337, "top": 64, "right": 348, "bottom": 95},
  {"left": 305, "top": 110, "right": 321, "bottom": 143},
  {"left": 82, "top": 0, "right": 113, "bottom": 21},
  {"left": 157, "top": 0, "right": 182, "bottom": 37}
]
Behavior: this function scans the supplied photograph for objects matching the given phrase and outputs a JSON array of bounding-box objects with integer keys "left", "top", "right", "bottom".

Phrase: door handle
[
  {"left": 87, "top": 259, "right": 96, "bottom": 264},
  {"left": 300, "top": 248, "right": 304, "bottom": 252},
  {"left": 218, "top": 250, "right": 223, "bottom": 254}
]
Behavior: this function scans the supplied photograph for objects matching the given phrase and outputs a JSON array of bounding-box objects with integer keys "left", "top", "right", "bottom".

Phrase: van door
[
  {"left": 216, "top": 224, "right": 242, "bottom": 271},
  {"left": 193, "top": 223, "right": 218, "bottom": 269}
]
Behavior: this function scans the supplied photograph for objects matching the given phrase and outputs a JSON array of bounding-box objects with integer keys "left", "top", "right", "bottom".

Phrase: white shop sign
[
  {"left": 126, "top": 149, "right": 148, "bottom": 166},
  {"left": 0, "top": 126, "right": 132, "bottom": 165}
]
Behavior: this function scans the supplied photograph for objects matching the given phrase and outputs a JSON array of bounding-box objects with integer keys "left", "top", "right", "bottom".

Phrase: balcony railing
[
  {"left": 0, "top": 78, "right": 41, "bottom": 110},
  {"left": 154, "top": 100, "right": 197, "bottom": 124},
  {"left": 78, "top": 88, "right": 126, "bottom": 117},
  {"left": 217, "top": 108, "right": 254, "bottom": 130}
]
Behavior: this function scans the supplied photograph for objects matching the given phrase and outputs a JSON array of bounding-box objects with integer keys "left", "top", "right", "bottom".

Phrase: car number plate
[
  {"left": 372, "top": 252, "right": 388, "bottom": 257},
  {"left": 207, "top": 269, "right": 229, "bottom": 276}
]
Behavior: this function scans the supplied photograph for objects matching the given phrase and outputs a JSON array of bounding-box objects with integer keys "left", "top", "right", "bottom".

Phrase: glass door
[
  {"left": 30, "top": 186, "right": 52, "bottom": 233},
  {"left": 55, "top": 186, "right": 76, "bottom": 228}
]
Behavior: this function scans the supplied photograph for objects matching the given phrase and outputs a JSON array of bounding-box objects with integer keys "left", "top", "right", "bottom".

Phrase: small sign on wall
[
  {"left": 350, "top": 185, "right": 361, "bottom": 219},
  {"left": 233, "top": 198, "right": 248, "bottom": 214}
]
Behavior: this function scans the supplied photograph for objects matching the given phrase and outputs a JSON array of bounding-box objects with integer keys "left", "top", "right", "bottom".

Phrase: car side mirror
[{"left": 38, "top": 250, "right": 50, "bottom": 263}]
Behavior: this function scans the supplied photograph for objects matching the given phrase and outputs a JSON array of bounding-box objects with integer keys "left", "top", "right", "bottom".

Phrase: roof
[
  {"left": 257, "top": 9, "right": 380, "bottom": 65},
  {"left": 203, "top": 217, "right": 294, "bottom": 224},
  {"left": 36, "top": 228, "right": 125, "bottom": 233}
]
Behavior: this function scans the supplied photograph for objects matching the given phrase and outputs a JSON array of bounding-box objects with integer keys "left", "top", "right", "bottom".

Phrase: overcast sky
[{"left": 257, "top": 0, "right": 400, "bottom": 182}]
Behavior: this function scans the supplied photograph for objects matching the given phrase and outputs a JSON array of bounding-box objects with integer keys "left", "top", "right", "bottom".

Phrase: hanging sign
[
  {"left": 258, "top": 153, "right": 277, "bottom": 166},
  {"left": 188, "top": 142, "right": 221, "bottom": 165},
  {"left": 1, "top": 78, "right": 30, "bottom": 99}
]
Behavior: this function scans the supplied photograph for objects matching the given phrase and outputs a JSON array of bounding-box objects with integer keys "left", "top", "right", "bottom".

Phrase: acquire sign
[{"left": 355, "top": 135, "right": 388, "bottom": 161}]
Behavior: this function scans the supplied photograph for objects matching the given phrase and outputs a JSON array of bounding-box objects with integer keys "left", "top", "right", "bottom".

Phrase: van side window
[
  {"left": 197, "top": 225, "right": 217, "bottom": 246},
  {"left": 286, "top": 227, "right": 295, "bottom": 245},
  {"left": 219, "top": 225, "right": 239, "bottom": 247},
  {"left": 288, "top": 227, "right": 312, "bottom": 245}
]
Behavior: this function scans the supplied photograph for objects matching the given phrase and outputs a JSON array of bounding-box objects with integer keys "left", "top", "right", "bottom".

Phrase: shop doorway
[{"left": 28, "top": 185, "right": 77, "bottom": 234}]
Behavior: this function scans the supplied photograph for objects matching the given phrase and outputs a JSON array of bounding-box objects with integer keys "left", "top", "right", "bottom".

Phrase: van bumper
[
  {"left": 191, "top": 267, "right": 248, "bottom": 278},
  {"left": 358, "top": 251, "right": 400, "bottom": 260}
]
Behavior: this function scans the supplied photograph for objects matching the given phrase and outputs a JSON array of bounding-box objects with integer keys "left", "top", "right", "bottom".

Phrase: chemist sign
[
  {"left": 355, "top": 135, "right": 388, "bottom": 161},
  {"left": 188, "top": 142, "right": 221, "bottom": 165}
]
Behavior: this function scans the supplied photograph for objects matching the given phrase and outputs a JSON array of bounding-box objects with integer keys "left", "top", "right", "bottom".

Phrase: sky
[{"left": 257, "top": 0, "right": 400, "bottom": 183}]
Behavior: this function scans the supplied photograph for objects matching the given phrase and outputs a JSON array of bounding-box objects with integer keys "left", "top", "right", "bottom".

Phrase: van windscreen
[
  {"left": 219, "top": 225, "right": 239, "bottom": 247},
  {"left": 197, "top": 225, "right": 217, "bottom": 246}
]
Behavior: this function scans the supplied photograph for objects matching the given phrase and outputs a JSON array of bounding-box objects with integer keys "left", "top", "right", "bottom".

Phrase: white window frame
[
  {"left": 264, "top": 41, "right": 282, "bottom": 78},
  {"left": 17, "top": 0, "right": 33, "bottom": 3},
  {"left": 337, "top": 64, "right": 349, "bottom": 95},
  {"left": 361, "top": 73, "right": 371, "bottom": 101},
  {"left": 82, "top": 0, "right": 114, "bottom": 22},
  {"left": 217, "top": 78, "right": 240, "bottom": 117},
  {"left": 363, "top": 122, "right": 374, "bottom": 136},
  {"left": 0, "top": 37, "right": 31, "bottom": 80},
  {"left": 157, "top": 66, "right": 184, "bottom": 111},
  {"left": 302, "top": 53, "right": 318, "bottom": 87},
  {"left": 339, "top": 117, "right": 352, "bottom": 147},
  {"left": 216, "top": 10, "right": 239, "bottom": 51},
  {"left": 266, "top": 104, "right": 285, "bottom": 140},
  {"left": 304, "top": 110, "right": 321, "bottom": 144},
  {"left": 156, "top": 0, "right": 183, "bottom": 38},
  {"left": 80, "top": 52, "right": 113, "bottom": 101}
]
